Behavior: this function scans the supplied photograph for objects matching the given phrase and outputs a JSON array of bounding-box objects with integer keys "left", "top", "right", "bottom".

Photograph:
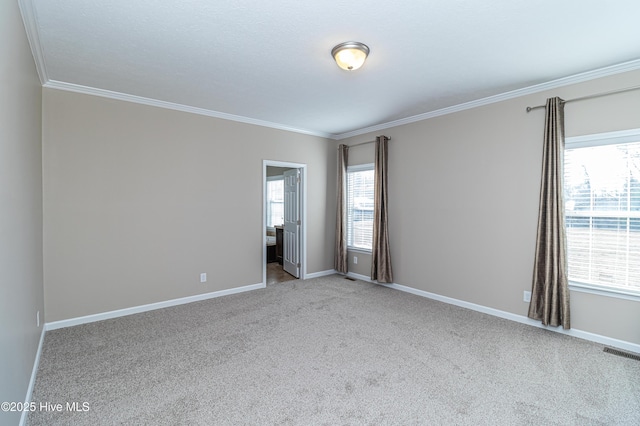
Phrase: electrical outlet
[
  {"left": 37, "top": 311, "right": 40, "bottom": 327},
  {"left": 523, "top": 291, "right": 531, "bottom": 303},
  {"left": 200, "top": 273, "right": 207, "bottom": 283},
  {"left": 353, "top": 256, "right": 358, "bottom": 264}
]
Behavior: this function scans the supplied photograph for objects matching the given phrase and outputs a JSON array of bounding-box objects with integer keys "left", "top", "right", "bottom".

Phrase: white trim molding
[
  {"left": 45, "top": 283, "right": 265, "bottom": 331},
  {"left": 379, "top": 282, "right": 640, "bottom": 354},
  {"left": 18, "top": 0, "right": 48, "bottom": 84},
  {"left": 335, "top": 59, "right": 640, "bottom": 140},
  {"left": 43, "top": 80, "right": 333, "bottom": 139},
  {"left": 566, "top": 127, "right": 640, "bottom": 149},
  {"left": 570, "top": 282, "right": 640, "bottom": 302},
  {"left": 17, "top": 0, "right": 640, "bottom": 143},
  {"left": 345, "top": 273, "right": 640, "bottom": 354},
  {"left": 346, "top": 272, "right": 373, "bottom": 282},
  {"left": 262, "top": 160, "right": 308, "bottom": 284},
  {"left": 347, "top": 247, "right": 373, "bottom": 255},
  {"left": 19, "top": 326, "right": 46, "bottom": 426},
  {"left": 305, "top": 269, "right": 337, "bottom": 279},
  {"left": 36, "top": 59, "right": 640, "bottom": 142}
]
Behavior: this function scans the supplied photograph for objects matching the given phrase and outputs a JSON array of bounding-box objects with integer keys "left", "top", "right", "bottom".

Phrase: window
[
  {"left": 347, "top": 165, "right": 374, "bottom": 250},
  {"left": 564, "top": 129, "right": 640, "bottom": 296},
  {"left": 266, "top": 177, "right": 284, "bottom": 227}
]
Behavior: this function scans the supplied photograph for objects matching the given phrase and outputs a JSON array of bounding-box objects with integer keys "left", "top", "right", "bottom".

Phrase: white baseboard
[
  {"left": 20, "top": 326, "right": 46, "bottom": 426},
  {"left": 305, "top": 269, "right": 337, "bottom": 279},
  {"left": 346, "top": 272, "right": 372, "bottom": 282},
  {"left": 45, "top": 282, "right": 265, "bottom": 331},
  {"left": 346, "top": 273, "right": 640, "bottom": 354}
]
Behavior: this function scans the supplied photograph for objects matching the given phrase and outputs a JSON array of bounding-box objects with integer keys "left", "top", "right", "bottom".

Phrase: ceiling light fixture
[{"left": 331, "top": 41, "right": 370, "bottom": 71}]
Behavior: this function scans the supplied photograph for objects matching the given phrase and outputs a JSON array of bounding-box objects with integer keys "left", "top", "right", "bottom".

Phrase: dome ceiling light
[{"left": 331, "top": 41, "right": 370, "bottom": 71}]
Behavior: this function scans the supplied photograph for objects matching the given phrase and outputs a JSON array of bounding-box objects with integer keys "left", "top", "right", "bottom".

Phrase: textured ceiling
[{"left": 21, "top": 0, "right": 640, "bottom": 138}]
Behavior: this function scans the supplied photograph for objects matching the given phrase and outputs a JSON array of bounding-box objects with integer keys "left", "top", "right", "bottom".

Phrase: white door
[{"left": 283, "top": 169, "right": 300, "bottom": 278}]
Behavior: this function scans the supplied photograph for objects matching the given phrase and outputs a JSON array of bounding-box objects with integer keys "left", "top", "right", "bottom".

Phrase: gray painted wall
[
  {"left": 0, "top": 2, "right": 44, "bottom": 424},
  {"left": 340, "top": 69, "right": 640, "bottom": 345},
  {"left": 43, "top": 89, "right": 336, "bottom": 322}
]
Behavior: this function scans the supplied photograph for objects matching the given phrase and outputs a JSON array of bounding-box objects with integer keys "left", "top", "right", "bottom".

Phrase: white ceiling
[{"left": 21, "top": 0, "right": 640, "bottom": 138}]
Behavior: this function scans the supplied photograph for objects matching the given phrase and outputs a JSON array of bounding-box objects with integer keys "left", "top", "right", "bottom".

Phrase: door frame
[{"left": 263, "top": 160, "right": 307, "bottom": 285}]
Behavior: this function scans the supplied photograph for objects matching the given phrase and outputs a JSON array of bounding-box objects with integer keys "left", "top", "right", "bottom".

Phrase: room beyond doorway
[
  {"left": 263, "top": 160, "right": 307, "bottom": 286},
  {"left": 266, "top": 262, "right": 297, "bottom": 285}
]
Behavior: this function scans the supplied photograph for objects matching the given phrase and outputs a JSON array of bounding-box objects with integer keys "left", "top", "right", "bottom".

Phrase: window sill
[
  {"left": 569, "top": 281, "right": 640, "bottom": 302},
  {"left": 347, "top": 247, "right": 372, "bottom": 255}
]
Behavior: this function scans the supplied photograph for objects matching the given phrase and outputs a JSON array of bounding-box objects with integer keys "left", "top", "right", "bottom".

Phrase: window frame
[
  {"left": 564, "top": 128, "right": 640, "bottom": 302},
  {"left": 266, "top": 175, "right": 284, "bottom": 228},
  {"left": 346, "top": 163, "right": 375, "bottom": 253}
]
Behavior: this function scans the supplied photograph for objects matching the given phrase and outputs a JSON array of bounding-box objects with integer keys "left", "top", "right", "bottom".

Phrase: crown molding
[
  {"left": 18, "top": 0, "right": 48, "bottom": 84},
  {"left": 22, "top": 0, "right": 640, "bottom": 143},
  {"left": 18, "top": 0, "right": 331, "bottom": 139},
  {"left": 37, "top": 57, "right": 640, "bottom": 142},
  {"left": 335, "top": 58, "right": 640, "bottom": 140},
  {"left": 43, "top": 80, "right": 334, "bottom": 139}
]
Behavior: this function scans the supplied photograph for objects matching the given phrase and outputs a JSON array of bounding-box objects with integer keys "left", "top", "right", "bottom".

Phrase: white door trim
[{"left": 263, "top": 160, "right": 307, "bottom": 285}]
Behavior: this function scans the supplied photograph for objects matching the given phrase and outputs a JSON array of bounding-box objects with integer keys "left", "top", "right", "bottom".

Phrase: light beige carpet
[{"left": 28, "top": 275, "right": 640, "bottom": 425}]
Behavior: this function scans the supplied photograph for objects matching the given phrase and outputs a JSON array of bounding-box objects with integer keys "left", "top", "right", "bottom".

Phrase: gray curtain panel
[
  {"left": 528, "top": 97, "right": 571, "bottom": 329},
  {"left": 335, "top": 144, "right": 349, "bottom": 274},
  {"left": 371, "top": 136, "right": 394, "bottom": 283}
]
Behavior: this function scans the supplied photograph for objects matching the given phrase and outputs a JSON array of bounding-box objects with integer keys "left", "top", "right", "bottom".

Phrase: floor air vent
[
  {"left": 344, "top": 276, "right": 356, "bottom": 281},
  {"left": 603, "top": 347, "right": 640, "bottom": 361}
]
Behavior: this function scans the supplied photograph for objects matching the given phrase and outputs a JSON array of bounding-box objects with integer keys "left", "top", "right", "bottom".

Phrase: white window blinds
[
  {"left": 347, "top": 166, "right": 374, "bottom": 250},
  {"left": 564, "top": 139, "right": 640, "bottom": 294},
  {"left": 266, "top": 178, "right": 284, "bottom": 227}
]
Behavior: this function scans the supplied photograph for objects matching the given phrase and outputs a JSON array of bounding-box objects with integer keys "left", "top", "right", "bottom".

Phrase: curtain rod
[
  {"left": 526, "top": 85, "right": 640, "bottom": 112},
  {"left": 347, "top": 137, "right": 391, "bottom": 148}
]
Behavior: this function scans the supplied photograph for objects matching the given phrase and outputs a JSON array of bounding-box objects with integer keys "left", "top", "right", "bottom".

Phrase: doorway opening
[{"left": 263, "top": 160, "right": 307, "bottom": 286}]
